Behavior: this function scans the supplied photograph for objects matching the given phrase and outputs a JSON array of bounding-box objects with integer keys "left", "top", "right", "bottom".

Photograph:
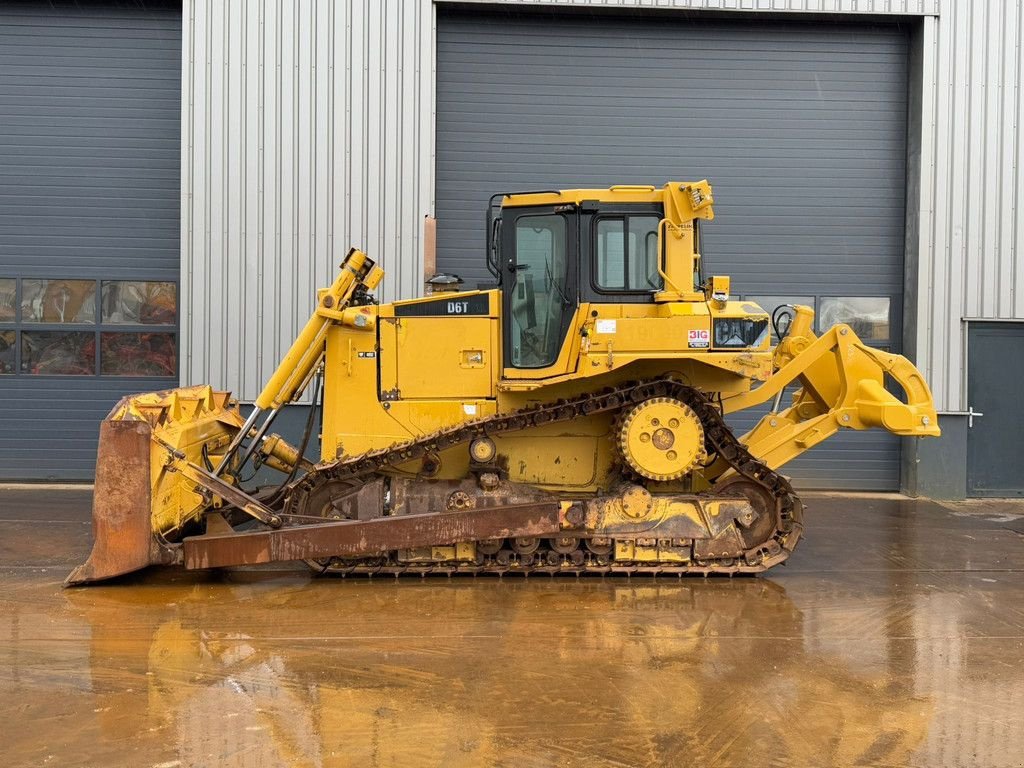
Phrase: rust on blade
[
  {"left": 65, "top": 420, "right": 159, "bottom": 586},
  {"left": 182, "top": 502, "right": 563, "bottom": 570}
]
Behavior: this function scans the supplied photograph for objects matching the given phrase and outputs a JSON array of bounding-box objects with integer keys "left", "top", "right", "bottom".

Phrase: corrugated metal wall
[
  {"left": 434, "top": 11, "right": 908, "bottom": 491},
  {"left": 181, "top": 0, "right": 1023, "bottom": 415},
  {"left": 435, "top": 14, "right": 909, "bottom": 294},
  {"left": 914, "top": 4, "right": 1024, "bottom": 412},
  {"left": 180, "top": 0, "right": 433, "bottom": 399},
  {"left": 0, "top": 3, "right": 182, "bottom": 480},
  {"left": 453, "top": 0, "right": 939, "bottom": 14}
]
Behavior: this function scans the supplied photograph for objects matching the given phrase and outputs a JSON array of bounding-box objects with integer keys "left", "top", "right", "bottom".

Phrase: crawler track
[{"left": 283, "top": 379, "right": 804, "bottom": 575}]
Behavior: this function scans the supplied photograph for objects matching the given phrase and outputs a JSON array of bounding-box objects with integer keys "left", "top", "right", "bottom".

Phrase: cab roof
[{"left": 499, "top": 183, "right": 682, "bottom": 208}]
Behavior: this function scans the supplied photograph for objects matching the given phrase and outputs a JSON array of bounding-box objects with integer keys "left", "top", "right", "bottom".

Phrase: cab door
[{"left": 500, "top": 206, "right": 578, "bottom": 374}]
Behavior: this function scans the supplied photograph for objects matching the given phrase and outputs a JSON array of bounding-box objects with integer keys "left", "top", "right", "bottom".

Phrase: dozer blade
[
  {"left": 66, "top": 385, "right": 245, "bottom": 586},
  {"left": 65, "top": 419, "right": 166, "bottom": 586}
]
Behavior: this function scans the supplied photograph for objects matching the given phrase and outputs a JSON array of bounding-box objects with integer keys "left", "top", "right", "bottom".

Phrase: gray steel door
[
  {"left": 967, "top": 323, "right": 1024, "bottom": 497},
  {"left": 436, "top": 10, "right": 908, "bottom": 490},
  {"left": 0, "top": 3, "right": 181, "bottom": 480}
]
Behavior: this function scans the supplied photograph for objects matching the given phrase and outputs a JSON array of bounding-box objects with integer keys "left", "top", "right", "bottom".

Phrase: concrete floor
[{"left": 1, "top": 488, "right": 1022, "bottom": 768}]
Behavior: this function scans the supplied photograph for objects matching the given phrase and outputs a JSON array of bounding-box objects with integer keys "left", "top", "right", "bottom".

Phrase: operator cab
[{"left": 488, "top": 185, "right": 707, "bottom": 371}]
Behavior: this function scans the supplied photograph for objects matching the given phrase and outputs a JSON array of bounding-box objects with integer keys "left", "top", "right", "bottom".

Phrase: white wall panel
[
  {"left": 453, "top": 0, "right": 939, "bottom": 13},
  {"left": 912, "top": 1, "right": 1024, "bottom": 411},
  {"left": 181, "top": 0, "right": 434, "bottom": 399}
]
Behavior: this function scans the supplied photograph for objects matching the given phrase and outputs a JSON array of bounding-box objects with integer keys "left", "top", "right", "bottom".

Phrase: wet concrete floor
[{"left": 1, "top": 488, "right": 1023, "bottom": 768}]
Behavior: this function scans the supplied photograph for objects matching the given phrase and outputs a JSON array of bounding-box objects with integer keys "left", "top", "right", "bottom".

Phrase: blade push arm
[
  {"left": 215, "top": 248, "right": 383, "bottom": 473},
  {"left": 255, "top": 248, "right": 382, "bottom": 410},
  {"left": 719, "top": 305, "right": 939, "bottom": 473}
]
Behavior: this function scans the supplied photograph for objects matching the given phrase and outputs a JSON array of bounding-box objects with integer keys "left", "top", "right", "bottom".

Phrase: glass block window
[
  {"left": 0, "top": 277, "right": 177, "bottom": 377},
  {"left": 818, "top": 297, "right": 890, "bottom": 341},
  {"left": 741, "top": 294, "right": 894, "bottom": 349},
  {"left": 21, "top": 331, "right": 96, "bottom": 375},
  {"left": 0, "top": 279, "right": 15, "bottom": 323},
  {"left": 0, "top": 329, "right": 14, "bottom": 374},
  {"left": 21, "top": 279, "right": 96, "bottom": 323},
  {"left": 101, "top": 281, "right": 176, "bottom": 325},
  {"left": 100, "top": 332, "right": 177, "bottom": 376}
]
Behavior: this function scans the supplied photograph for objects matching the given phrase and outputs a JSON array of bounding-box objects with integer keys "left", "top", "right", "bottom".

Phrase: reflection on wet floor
[{"left": 0, "top": 489, "right": 1022, "bottom": 767}]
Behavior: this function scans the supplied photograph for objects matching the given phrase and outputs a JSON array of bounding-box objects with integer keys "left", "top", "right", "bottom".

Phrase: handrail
[{"left": 656, "top": 218, "right": 683, "bottom": 294}]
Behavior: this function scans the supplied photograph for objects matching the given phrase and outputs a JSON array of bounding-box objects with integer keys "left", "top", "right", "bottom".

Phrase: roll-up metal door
[
  {"left": 436, "top": 10, "right": 908, "bottom": 490},
  {"left": 0, "top": 2, "right": 181, "bottom": 480}
]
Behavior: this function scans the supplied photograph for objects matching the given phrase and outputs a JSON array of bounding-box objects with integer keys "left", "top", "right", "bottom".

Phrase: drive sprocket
[{"left": 618, "top": 397, "right": 706, "bottom": 481}]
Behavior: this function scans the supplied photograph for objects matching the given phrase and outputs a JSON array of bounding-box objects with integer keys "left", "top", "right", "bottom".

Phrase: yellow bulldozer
[{"left": 66, "top": 181, "right": 939, "bottom": 585}]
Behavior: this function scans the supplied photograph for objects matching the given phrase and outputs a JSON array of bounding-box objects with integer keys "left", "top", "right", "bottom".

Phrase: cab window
[
  {"left": 510, "top": 214, "right": 569, "bottom": 368},
  {"left": 595, "top": 215, "right": 661, "bottom": 292}
]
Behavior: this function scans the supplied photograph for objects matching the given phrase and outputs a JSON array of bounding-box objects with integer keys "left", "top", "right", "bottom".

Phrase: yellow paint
[
  {"left": 378, "top": 316, "right": 494, "bottom": 399},
  {"left": 619, "top": 398, "right": 706, "bottom": 481},
  {"left": 720, "top": 305, "right": 939, "bottom": 474},
  {"left": 710, "top": 275, "right": 730, "bottom": 300},
  {"left": 615, "top": 540, "right": 690, "bottom": 563},
  {"left": 107, "top": 385, "right": 246, "bottom": 534},
  {"left": 254, "top": 249, "right": 382, "bottom": 410},
  {"left": 398, "top": 544, "right": 477, "bottom": 563}
]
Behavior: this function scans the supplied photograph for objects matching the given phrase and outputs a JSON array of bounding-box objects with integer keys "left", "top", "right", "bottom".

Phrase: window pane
[
  {"left": 511, "top": 215, "right": 568, "bottom": 368},
  {"left": 746, "top": 296, "right": 815, "bottom": 341},
  {"left": 21, "top": 279, "right": 96, "bottom": 323},
  {"left": 819, "top": 297, "right": 890, "bottom": 341},
  {"left": 596, "top": 218, "right": 625, "bottom": 289},
  {"left": 0, "top": 330, "right": 14, "bottom": 374},
  {"left": 596, "top": 216, "right": 662, "bottom": 291},
  {"left": 0, "top": 279, "right": 15, "bottom": 322},
  {"left": 101, "top": 281, "right": 177, "bottom": 325},
  {"left": 101, "top": 332, "right": 177, "bottom": 376},
  {"left": 21, "top": 331, "right": 95, "bottom": 375},
  {"left": 629, "top": 216, "right": 662, "bottom": 290}
]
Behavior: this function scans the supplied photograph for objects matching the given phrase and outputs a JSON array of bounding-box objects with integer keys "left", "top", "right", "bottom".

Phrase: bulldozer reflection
[{"left": 65, "top": 577, "right": 931, "bottom": 767}]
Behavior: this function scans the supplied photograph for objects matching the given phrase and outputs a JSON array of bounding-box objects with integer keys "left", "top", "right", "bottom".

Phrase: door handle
[{"left": 968, "top": 406, "right": 984, "bottom": 428}]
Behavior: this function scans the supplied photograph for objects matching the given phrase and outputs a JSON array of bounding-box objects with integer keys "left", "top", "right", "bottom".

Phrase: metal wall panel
[
  {"left": 0, "top": 378, "right": 177, "bottom": 481},
  {"left": 0, "top": 3, "right": 182, "bottom": 481},
  {"left": 911, "top": 3, "right": 1024, "bottom": 412},
  {"left": 0, "top": 5, "right": 181, "bottom": 277},
  {"left": 436, "top": 14, "right": 909, "bottom": 294},
  {"left": 452, "top": 0, "right": 939, "bottom": 14},
  {"left": 181, "top": 0, "right": 434, "bottom": 400},
  {"left": 436, "top": 11, "right": 907, "bottom": 490}
]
